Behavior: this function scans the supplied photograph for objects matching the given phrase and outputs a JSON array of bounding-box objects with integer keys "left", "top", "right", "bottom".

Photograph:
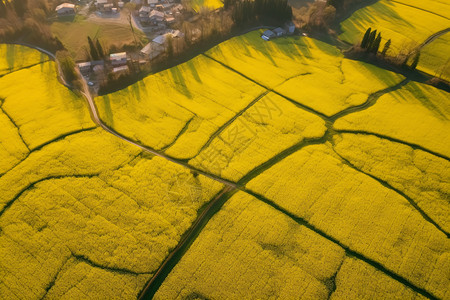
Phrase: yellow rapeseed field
[
  {"left": 331, "top": 257, "right": 427, "bottom": 299},
  {"left": 0, "top": 61, "right": 93, "bottom": 150},
  {"left": 0, "top": 44, "right": 48, "bottom": 75},
  {"left": 417, "top": 32, "right": 450, "bottom": 82},
  {"left": 247, "top": 144, "right": 450, "bottom": 299},
  {"left": 334, "top": 81, "right": 450, "bottom": 158},
  {"left": 339, "top": 0, "right": 449, "bottom": 55},
  {"left": 95, "top": 55, "right": 265, "bottom": 157},
  {"left": 0, "top": 109, "right": 29, "bottom": 175},
  {"left": 155, "top": 192, "right": 346, "bottom": 299},
  {"left": 206, "top": 30, "right": 404, "bottom": 116},
  {"left": 189, "top": 0, "right": 223, "bottom": 12},
  {"left": 334, "top": 133, "right": 450, "bottom": 233},
  {"left": 0, "top": 47, "right": 223, "bottom": 299},
  {"left": 189, "top": 92, "right": 326, "bottom": 181},
  {"left": 390, "top": 0, "right": 450, "bottom": 19}
]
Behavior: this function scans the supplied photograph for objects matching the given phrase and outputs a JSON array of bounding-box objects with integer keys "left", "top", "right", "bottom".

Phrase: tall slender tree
[
  {"left": 411, "top": 52, "right": 420, "bottom": 70},
  {"left": 87, "top": 36, "right": 99, "bottom": 60},
  {"left": 361, "top": 27, "right": 371, "bottom": 48},
  {"left": 381, "top": 39, "right": 391, "bottom": 56},
  {"left": 96, "top": 39, "right": 104, "bottom": 59}
]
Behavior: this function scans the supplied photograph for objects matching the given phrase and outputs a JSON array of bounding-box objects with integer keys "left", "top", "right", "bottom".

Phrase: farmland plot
[
  {"left": 188, "top": 92, "right": 326, "bottom": 181},
  {"left": 155, "top": 192, "right": 428, "bottom": 299},
  {"left": 334, "top": 81, "right": 450, "bottom": 158},
  {"left": 416, "top": 32, "right": 450, "bottom": 82},
  {"left": 0, "top": 44, "right": 48, "bottom": 76},
  {"left": 205, "top": 31, "right": 404, "bottom": 116},
  {"left": 339, "top": 0, "right": 449, "bottom": 56},
  {"left": 95, "top": 54, "right": 265, "bottom": 158},
  {"left": 333, "top": 133, "right": 450, "bottom": 233},
  {"left": 0, "top": 48, "right": 223, "bottom": 299},
  {"left": 247, "top": 144, "right": 450, "bottom": 299},
  {"left": 0, "top": 61, "right": 93, "bottom": 150}
]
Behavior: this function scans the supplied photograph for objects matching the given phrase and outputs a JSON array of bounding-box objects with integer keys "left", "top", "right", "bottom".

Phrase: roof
[
  {"left": 148, "top": 0, "right": 158, "bottom": 4},
  {"left": 139, "top": 6, "right": 152, "bottom": 12},
  {"left": 112, "top": 65, "right": 129, "bottom": 73},
  {"left": 149, "top": 10, "right": 164, "bottom": 18},
  {"left": 96, "top": 0, "right": 108, "bottom": 4},
  {"left": 152, "top": 34, "right": 167, "bottom": 45},
  {"left": 273, "top": 27, "right": 286, "bottom": 34},
  {"left": 140, "top": 43, "right": 152, "bottom": 55},
  {"left": 77, "top": 62, "right": 91, "bottom": 68},
  {"left": 56, "top": 3, "right": 75, "bottom": 10},
  {"left": 262, "top": 30, "right": 275, "bottom": 37},
  {"left": 110, "top": 52, "right": 127, "bottom": 60}
]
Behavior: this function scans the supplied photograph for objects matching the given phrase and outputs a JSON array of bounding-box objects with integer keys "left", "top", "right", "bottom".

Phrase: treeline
[
  {"left": 224, "top": 0, "right": 292, "bottom": 26},
  {"left": 0, "top": 0, "right": 63, "bottom": 51}
]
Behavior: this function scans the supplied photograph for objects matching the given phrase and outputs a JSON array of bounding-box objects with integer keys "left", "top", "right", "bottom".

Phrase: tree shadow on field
[
  {"left": 186, "top": 60, "right": 202, "bottom": 83},
  {"left": 341, "top": 0, "right": 415, "bottom": 41},
  {"left": 401, "top": 81, "right": 449, "bottom": 120},
  {"left": 101, "top": 95, "right": 115, "bottom": 126},
  {"left": 6, "top": 44, "right": 16, "bottom": 72},
  {"left": 169, "top": 66, "right": 192, "bottom": 98}
]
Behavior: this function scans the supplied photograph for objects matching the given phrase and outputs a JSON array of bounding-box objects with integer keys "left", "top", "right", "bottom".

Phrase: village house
[
  {"left": 110, "top": 52, "right": 128, "bottom": 66},
  {"left": 139, "top": 6, "right": 152, "bottom": 22},
  {"left": 55, "top": 3, "right": 76, "bottom": 15},
  {"left": 273, "top": 27, "right": 287, "bottom": 37},
  {"left": 285, "top": 21, "right": 296, "bottom": 34},
  {"left": 148, "top": 0, "right": 159, "bottom": 7},
  {"left": 112, "top": 65, "right": 129, "bottom": 74},
  {"left": 77, "top": 62, "right": 91, "bottom": 76},
  {"left": 148, "top": 10, "right": 165, "bottom": 24},
  {"left": 96, "top": 0, "right": 108, "bottom": 8},
  {"left": 261, "top": 30, "right": 275, "bottom": 41}
]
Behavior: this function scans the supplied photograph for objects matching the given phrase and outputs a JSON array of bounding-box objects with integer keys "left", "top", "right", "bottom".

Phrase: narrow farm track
[
  {"left": 159, "top": 117, "right": 195, "bottom": 152},
  {"left": 417, "top": 27, "right": 450, "bottom": 50},
  {"left": 331, "top": 146, "right": 450, "bottom": 238},
  {"left": 0, "top": 59, "right": 50, "bottom": 79}
]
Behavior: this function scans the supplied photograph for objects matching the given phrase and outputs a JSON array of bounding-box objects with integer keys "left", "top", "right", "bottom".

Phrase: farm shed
[
  {"left": 55, "top": 3, "right": 75, "bottom": 15},
  {"left": 261, "top": 30, "right": 275, "bottom": 41},
  {"left": 273, "top": 27, "right": 287, "bottom": 37},
  {"left": 110, "top": 52, "right": 127, "bottom": 66}
]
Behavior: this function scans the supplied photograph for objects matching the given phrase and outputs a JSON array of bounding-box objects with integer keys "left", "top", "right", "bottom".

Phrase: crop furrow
[
  {"left": 0, "top": 60, "right": 50, "bottom": 79},
  {"left": 331, "top": 147, "right": 450, "bottom": 238},
  {"left": 334, "top": 129, "right": 450, "bottom": 161},
  {"left": 186, "top": 90, "right": 270, "bottom": 160},
  {"left": 0, "top": 174, "right": 99, "bottom": 218},
  {"left": 40, "top": 255, "right": 72, "bottom": 299},
  {"left": 329, "top": 79, "right": 410, "bottom": 122},
  {"left": 30, "top": 127, "right": 98, "bottom": 152},
  {"left": 238, "top": 131, "right": 330, "bottom": 186},
  {"left": 160, "top": 117, "right": 195, "bottom": 152},
  {"left": 389, "top": 1, "right": 449, "bottom": 21},
  {"left": 0, "top": 106, "right": 31, "bottom": 151},
  {"left": 244, "top": 189, "right": 438, "bottom": 300},
  {"left": 72, "top": 253, "right": 152, "bottom": 275},
  {"left": 202, "top": 53, "right": 330, "bottom": 121}
]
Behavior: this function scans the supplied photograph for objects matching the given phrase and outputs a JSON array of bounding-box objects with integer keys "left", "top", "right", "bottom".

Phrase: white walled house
[{"left": 55, "top": 3, "right": 76, "bottom": 15}]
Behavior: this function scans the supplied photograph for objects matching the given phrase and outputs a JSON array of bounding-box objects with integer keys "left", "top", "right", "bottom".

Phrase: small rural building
[
  {"left": 285, "top": 21, "right": 295, "bottom": 34},
  {"left": 96, "top": 0, "right": 108, "bottom": 7},
  {"left": 273, "top": 27, "right": 286, "bottom": 37},
  {"left": 103, "top": 3, "right": 113, "bottom": 11},
  {"left": 110, "top": 52, "right": 127, "bottom": 66},
  {"left": 140, "top": 43, "right": 152, "bottom": 56},
  {"left": 55, "top": 3, "right": 75, "bottom": 15},
  {"left": 148, "top": 0, "right": 158, "bottom": 7},
  {"left": 77, "top": 62, "right": 91, "bottom": 75},
  {"left": 149, "top": 10, "right": 165, "bottom": 23},
  {"left": 118, "top": 1, "right": 124, "bottom": 7},
  {"left": 112, "top": 65, "right": 129, "bottom": 74},
  {"left": 261, "top": 30, "right": 275, "bottom": 41},
  {"left": 165, "top": 16, "right": 175, "bottom": 24},
  {"left": 139, "top": 6, "right": 151, "bottom": 15},
  {"left": 172, "top": 4, "right": 184, "bottom": 12}
]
